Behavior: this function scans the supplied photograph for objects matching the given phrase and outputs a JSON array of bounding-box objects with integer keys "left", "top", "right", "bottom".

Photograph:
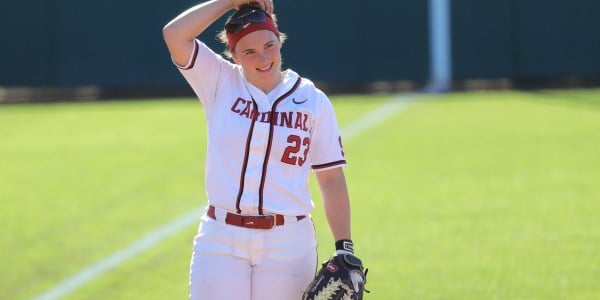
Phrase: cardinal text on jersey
[{"left": 230, "top": 97, "right": 310, "bottom": 132}]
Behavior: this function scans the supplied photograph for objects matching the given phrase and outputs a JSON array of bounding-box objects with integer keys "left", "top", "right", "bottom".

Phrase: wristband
[{"left": 335, "top": 239, "right": 354, "bottom": 253}]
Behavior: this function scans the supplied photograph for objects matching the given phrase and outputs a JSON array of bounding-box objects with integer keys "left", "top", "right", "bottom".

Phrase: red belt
[{"left": 207, "top": 205, "right": 306, "bottom": 229}]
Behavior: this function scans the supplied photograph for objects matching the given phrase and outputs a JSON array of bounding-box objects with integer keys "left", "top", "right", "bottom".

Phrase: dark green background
[{"left": 1, "top": 0, "right": 598, "bottom": 88}]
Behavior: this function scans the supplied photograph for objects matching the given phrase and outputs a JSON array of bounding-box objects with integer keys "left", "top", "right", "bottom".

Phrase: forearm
[
  {"left": 163, "top": 0, "right": 232, "bottom": 42},
  {"left": 316, "top": 168, "right": 352, "bottom": 241},
  {"left": 162, "top": 0, "right": 233, "bottom": 64}
]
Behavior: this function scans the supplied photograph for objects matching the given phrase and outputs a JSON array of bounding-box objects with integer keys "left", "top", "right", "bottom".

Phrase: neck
[{"left": 250, "top": 71, "right": 284, "bottom": 94}]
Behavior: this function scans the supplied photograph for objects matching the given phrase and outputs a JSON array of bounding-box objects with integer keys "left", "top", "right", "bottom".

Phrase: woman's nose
[{"left": 260, "top": 51, "right": 269, "bottom": 61}]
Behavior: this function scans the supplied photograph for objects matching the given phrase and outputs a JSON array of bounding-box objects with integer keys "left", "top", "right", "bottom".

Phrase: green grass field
[{"left": 1, "top": 90, "right": 599, "bottom": 299}]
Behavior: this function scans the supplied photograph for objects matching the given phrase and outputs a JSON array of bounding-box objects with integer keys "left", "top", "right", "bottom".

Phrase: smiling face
[{"left": 231, "top": 30, "right": 283, "bottom": 93}]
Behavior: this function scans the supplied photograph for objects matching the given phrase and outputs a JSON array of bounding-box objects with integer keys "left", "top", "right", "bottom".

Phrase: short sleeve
[
  {"left": 174, "top": 40, "right": 233, "bottom": 109},
  {"left": 310, "top": 93, "right": 347, "bottom": 171}
]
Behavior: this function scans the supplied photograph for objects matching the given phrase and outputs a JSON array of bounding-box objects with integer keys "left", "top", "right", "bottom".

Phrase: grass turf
[{"left": 1, "top": 90, "right": 598, "bottom": 299}]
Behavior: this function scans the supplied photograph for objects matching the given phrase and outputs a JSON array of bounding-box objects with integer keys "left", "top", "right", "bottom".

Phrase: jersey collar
[{"left": 242, "top": 69, "right": 300, "bottom": 106}]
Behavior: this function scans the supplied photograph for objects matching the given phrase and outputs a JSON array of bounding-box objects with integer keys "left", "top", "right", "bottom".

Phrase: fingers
[
  {"left": 249, "top": 0, "right": 273, "bottom": 14},
  {"left": 350, "top": 271, "right": 364, "bottom": 292},
  {"left": 264, "top": 0, "right": 274, "bottom": 14}
]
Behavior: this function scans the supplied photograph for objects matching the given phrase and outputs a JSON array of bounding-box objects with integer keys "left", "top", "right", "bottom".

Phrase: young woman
[{"left": 163, "top": 1, "right": 361, "bottom": 298}]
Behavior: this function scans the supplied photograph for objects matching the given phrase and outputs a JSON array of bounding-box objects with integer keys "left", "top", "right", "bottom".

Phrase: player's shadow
[{"left": 525, "top": 89, "right": 600, "bottom": 111}]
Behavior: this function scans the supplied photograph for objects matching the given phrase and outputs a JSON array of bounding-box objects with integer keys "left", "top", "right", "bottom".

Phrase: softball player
[{"left": 163, "top": 1, "right": 358, "bottom": 299}]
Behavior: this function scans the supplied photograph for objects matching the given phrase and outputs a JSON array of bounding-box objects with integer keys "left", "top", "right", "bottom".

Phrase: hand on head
[{"left": 230, "top": 0, "right": 274, "bottom": 14}]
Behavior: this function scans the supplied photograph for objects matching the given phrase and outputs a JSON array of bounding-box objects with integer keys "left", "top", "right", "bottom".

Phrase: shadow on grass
[{"left": 524, "top": 89, "right": 600, "bottom": 111}]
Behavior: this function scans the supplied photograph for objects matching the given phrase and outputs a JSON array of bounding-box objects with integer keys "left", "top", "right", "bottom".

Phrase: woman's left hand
[{"left": 247, "top": 0, "right": 274, "bottom": 14}]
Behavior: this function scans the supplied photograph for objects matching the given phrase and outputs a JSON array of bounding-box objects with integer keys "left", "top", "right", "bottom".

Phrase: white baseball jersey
[{"left": 176, "top": 40, "right": 346, "bottom": 216}]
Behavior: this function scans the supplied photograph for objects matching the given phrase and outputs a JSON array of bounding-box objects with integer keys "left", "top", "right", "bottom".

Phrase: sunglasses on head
[{"left": 225, "top": 7, "right": 268, "bottom": 34}]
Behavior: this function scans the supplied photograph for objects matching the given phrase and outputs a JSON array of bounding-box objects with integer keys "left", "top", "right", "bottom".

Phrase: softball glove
[{"left": 302, "top": 252, "right": 369, "bottom": 300}]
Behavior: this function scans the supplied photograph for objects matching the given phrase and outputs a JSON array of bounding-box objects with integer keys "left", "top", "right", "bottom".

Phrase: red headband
[{"left": 226, "top": 16, "right": 280, "bottom": 52}]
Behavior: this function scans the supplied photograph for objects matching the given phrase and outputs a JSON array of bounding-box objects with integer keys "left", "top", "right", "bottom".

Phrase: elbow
[
  {"left": 162, "top": 22, "right": 192, "bottom": 46},
  {"left": 162, "top": 23, "right": 175, "bottom": 41},
  {"left": 162, "top": 19, "right": 183, "bottom": 43}
]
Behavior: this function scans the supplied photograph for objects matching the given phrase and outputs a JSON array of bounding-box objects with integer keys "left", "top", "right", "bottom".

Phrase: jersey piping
[
  {"left": 258, "top": 77, "right": 302, "bottom": 215},
  {"left": 235, "top": 77, "right": 302, "bottom": 215},
  {"left": 312, "top": 160, "right": 347, "bottom": 170},
  {"left": 235, "top": 100, "right": 260, "bottom": 214},
  {"left": 175, "top": 40, "right": 199, "bottom": 70}
]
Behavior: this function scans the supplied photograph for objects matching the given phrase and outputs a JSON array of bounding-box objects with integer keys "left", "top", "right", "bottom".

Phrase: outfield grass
[{"left": 1, "top": 90, "right": 599, "bottom": 299}]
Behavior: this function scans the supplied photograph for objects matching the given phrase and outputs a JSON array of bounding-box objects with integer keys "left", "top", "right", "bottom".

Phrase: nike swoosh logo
[{"left": 292, "top": 98, "right": 308, "bottom": 104}]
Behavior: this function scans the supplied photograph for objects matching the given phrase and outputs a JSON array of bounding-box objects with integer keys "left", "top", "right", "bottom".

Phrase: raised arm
[
  {"left": 162, "top": 0, "right": 274, "bottom": 66},
  {"left": 162, "top": 0, "right": 233, "bottom": 66}
]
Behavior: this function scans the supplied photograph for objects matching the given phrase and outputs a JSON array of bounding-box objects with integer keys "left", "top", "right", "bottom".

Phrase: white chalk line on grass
[
  {"left": 32, "top": 94, "right": 414, "bottom": 300},
  {"left": 341, "top": 94, "right": 414, "bottom": 139},
  {"left": 32, "top": 209, "right": 204, "bottom": 300}
]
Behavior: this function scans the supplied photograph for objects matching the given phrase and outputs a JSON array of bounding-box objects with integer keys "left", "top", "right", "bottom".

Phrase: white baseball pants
[{"left": 189, "top": 212, "right": 318, "bottom": 300}]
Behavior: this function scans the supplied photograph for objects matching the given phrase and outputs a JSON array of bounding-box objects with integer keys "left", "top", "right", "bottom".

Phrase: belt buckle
[{"left": 263, "top": 215, "right": 276, "bottom": 229}]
